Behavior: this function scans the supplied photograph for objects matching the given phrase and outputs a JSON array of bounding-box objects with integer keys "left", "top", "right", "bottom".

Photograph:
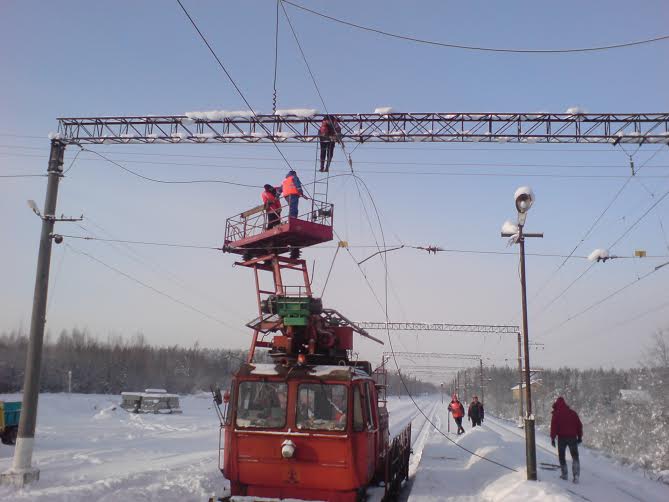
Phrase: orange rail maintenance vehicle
[{"left": 213, "top": 196, "right": 411, "bottom": 501}]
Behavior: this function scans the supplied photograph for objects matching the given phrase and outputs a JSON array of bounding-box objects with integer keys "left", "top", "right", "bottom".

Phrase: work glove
[
  {"left": 577, "top": 437, "right": 582, "bottom": 444},
  {"left": 551, "top": 438, "right": 556, "bottom": 447}
]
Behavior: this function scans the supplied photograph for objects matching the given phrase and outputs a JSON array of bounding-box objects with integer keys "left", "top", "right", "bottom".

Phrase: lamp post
[{"left": 501, "top": 186, "right": 543, "bottom": 481}]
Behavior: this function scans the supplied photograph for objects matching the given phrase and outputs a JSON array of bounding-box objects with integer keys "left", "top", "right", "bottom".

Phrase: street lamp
[{"left": 501, "top": 186, "right": 543, "bottom": 481}]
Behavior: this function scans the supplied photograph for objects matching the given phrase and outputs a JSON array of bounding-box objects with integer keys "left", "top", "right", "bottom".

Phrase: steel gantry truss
[
  {"left": 384, "top": 351, "right": 481, "bottom": 361},
  {"left": 359, "top": 322, "right": 519, "bottom": 334},
  {"left": 55, "top": 112, "right": 669, "bottom": 145}
]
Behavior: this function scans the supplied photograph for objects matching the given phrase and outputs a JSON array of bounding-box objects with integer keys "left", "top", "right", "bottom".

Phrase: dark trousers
[
  {"left": 454, "top": 417, "right": 465, "bottom": 434},
  {"left": 267, "top": 211, "right": 280, "bottom": 229},
  {"left": 286, "top": 195, "right": 300, "bottom": 218},
  {"left": 471, "top": 417, "right": 482, "bottom": 427},
  {"left": 558, "top": 437, "right": 580, "bottom": 479},
  {"left": 320, "top": 139, "right": 335, "bottom": 171}
]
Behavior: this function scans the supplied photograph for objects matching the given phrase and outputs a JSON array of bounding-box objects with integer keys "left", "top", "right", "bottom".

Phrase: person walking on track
[
  {"left": 448, "top": 395, "right": 466, "bottom": 435},
  {"left": 550, "top": 396, "right": 583, "bottom": 483},
  {"left": 468, "top": 395, "right": 484, "bottom": 427},
  {"left": 318, "top": 115, "right": 341, "bottom": 172}
]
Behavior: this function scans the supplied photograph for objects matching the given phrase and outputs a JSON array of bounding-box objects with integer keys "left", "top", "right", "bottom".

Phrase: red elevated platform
[{"left": 223, "top": 200, "right": 333, "bottom": 258}]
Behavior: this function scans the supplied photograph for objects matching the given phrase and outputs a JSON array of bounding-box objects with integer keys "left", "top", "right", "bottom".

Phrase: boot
[
  {"left": 572, "top": 459, "right": 580, "bottom": 483},
  {"left": 560, "top": 464, "right": 568, "bottom": 480},
  {"left": 319, "top": 160, "right": 326, "bottom": 172}
]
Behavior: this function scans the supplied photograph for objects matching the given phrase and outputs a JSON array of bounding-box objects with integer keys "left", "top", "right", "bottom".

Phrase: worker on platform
[
  {"left": 319, "top": 115, "right": 341, "bottom": 172},
  {"left": 550, "top": 396, "right": 583, "bottom": 483},
  {"left": 262, "top": 184, "right": 282, "bottom": 229},
  {"left": 281, "top": 170, "right": 306, "bottom": 218},
  {"left": 468, "top": 395, "right": 484, "bottom": 427},
  {"left": 448, "top": 395, "right": 466, "bottom": 435}
]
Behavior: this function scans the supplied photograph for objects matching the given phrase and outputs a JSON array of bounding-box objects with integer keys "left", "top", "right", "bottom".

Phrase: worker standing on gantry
[
  {"left": 319, "top": 115, "right": 341, "bottom": 172},
  {"left": 281, "top": 170, "right": 306, "bottom": 218}
]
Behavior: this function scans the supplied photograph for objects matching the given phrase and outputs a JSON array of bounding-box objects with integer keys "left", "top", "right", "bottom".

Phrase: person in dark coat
[
  {"left": 318, "top": 115, "right": 341, "bottom": 172},
  {"left": 550, "top": 396, "right": 583, "bottom": 483},
  {"left": 447, "top": 395, "right": 466, "bottom": 435},
  {"left": 468, "top": 395, "right": 484, "bottom": 427}
]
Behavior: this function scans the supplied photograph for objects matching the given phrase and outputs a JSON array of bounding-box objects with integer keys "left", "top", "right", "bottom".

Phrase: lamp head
[{"left": 514, "top": 186, "right": 535, "bottom": 214}]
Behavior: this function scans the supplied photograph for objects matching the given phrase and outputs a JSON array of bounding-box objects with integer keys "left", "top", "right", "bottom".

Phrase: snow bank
[
  {"left": 587, "top": 248, "right": 610, "bottom": 262},
  {"left": 274, "top": 108, "right": 317, "bottom": 117},
  {"left": 184, "top": 110, "right": 256, "bottom": 120}
]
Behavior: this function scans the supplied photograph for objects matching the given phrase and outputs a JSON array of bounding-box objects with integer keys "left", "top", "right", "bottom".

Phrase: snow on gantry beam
[
  {"left": 358, "top": 322, "right": 519, "bottom": 334},
  {"left": 55, "top": 113, "right": 669, "bottom": 145}
]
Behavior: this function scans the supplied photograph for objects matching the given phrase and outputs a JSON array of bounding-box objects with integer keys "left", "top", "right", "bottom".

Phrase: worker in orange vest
[
  {"left": 448, "top": 395, "right": 466, "bottom": 435},
  {"left": 281, "top": 170, "right": 306, "bottom": 218},
  {"left": 262, "top": 184, "right": 282, "bottom": 229}
]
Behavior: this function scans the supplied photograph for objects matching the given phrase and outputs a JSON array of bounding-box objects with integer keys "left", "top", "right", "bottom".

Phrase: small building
[
  {"left": 618, "top": 389, "right": 651, "bottom": 404},
  {"left": 511, "top": 379, "right": 543, "bottom": 400},
  {"left": 120, "top": 389, "right": 182, "bottom": 414}
]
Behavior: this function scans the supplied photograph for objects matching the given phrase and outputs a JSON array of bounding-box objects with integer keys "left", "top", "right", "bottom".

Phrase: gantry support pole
[
  {"left": 1, "top": 140, "right": 66, "bottom": 487},
  {"left": 517, "top": 332, "right": 524, "bottom": 426}
]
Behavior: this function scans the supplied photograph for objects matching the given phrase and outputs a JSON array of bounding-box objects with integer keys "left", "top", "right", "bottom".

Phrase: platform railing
[{"left": 224, "top": 198, "right": 333, "bottom": 245}]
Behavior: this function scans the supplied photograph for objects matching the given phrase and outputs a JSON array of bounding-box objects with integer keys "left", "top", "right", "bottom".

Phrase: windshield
[
  {"left": 236, "top": 381, "right": 287, "bottom": 429},
  {"left": 296, "top": 383, "right": 348, "bottom": 431}
]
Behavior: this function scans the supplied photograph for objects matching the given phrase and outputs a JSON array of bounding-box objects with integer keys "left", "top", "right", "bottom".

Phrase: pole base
[
  {"left": 0, "top": 468, "right": 40, "bottom": 488},
  {"left": 524, "top": 417, "right": 538, "bottom": 481}
]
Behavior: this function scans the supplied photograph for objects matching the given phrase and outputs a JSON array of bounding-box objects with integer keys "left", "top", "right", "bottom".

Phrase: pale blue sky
[{"left": 1, "top": 0, "right": 668, "bottom": 369}]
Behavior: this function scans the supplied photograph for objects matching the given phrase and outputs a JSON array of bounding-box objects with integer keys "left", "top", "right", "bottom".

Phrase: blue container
[{"left": 3, "top": 402, "right": 21, "bottom": 428}]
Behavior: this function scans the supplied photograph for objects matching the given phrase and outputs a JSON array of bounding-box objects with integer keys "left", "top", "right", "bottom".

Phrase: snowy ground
[
  {"left": 0, "top": 394, "right": 667, "bottom": 501},
  {"left": 408, "top": 404, "right": 669, "bottom": 502}
]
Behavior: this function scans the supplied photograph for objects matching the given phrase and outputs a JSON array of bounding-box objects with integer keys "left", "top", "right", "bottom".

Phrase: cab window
[
  {"left": 235, "top": 381, "right": 287, "bottom": 429},
  {"left": 297, "top": 383, "right": 348, "bottom": 431}
]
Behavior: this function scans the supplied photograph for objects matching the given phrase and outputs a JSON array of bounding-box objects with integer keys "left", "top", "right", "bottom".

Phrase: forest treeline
[
  {"left": 0, "top": 328, "right": 438, "bottom": 395},
  {"left": 0, "top": 328, "right": 248, "bottom": 394}
]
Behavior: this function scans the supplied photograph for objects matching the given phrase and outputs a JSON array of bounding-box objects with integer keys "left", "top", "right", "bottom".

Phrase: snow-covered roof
[
  {"left": 511, "top": 379, "right": 542, "bottom": 391},
  {"left": 145, "top": 388, "right": 167, "bottom": 394}
]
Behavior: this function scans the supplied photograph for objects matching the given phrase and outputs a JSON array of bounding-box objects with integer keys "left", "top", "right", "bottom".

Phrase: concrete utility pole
[
  {"left": 502, "top": 186, "right": 542, "bottom": 482},
  {"left": 517, "top": 332, "right": 524, "bottom": 426},
  {"left": 67, "top": 370, "right": 72, "bottom": 394},
  {"left": 479, "top": 359, "right": 484, "bottom": 403},
  {"left": 1, "top": 140, "right": 66, "bottom": 487}
]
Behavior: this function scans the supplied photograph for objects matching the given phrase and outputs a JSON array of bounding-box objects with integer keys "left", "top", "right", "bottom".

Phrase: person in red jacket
[
  {"left": 262, "top": 184, "right": 282, "bottom": 229},
  {"left": 447, "top": 395, "right": 466, "bottom": 435},
  {"left": 550, "top": 396, "right": 583, "bottom": 483},
  {"left": 318, "top": 115, "right": 341, "bottom": 172}
]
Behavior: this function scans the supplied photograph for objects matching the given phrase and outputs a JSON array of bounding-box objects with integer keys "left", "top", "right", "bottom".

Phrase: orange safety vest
[
  {"left": 450, "top": 401, "right": 464, "bottom": 418},
  {"left": 262, "top": 190, "right": 281, "bottom": 212},
  {"left": 282, "top": 175, "right": 300, "bottom": 197}
]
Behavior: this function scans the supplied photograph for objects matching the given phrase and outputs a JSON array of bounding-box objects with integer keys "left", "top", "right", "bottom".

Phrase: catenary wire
[
  {"left": 82, "top": 148, "right": 263, "bottom": 187},
  {"left": 175, "top": 0, "right": 295, "bottom": 173},
  {"left": 530, "top": 148, "right": 668, "bottom": 302},
  {"left": 539, "top": 261, "right": 669, "bottom": 337},
  {"left": 66, "top": 243, "right": 239, "bottom": 330},
  {"left": 342, "top": 173, "right": 517, "bottom": 471},
  {"left": 282, "top": 0, "right": 669, "bottom": 54}
]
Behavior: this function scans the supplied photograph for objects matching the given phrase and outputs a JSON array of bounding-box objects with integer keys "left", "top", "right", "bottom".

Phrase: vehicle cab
[{"left": 221, "top": 363, "right": 387, "bottom": 502}]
